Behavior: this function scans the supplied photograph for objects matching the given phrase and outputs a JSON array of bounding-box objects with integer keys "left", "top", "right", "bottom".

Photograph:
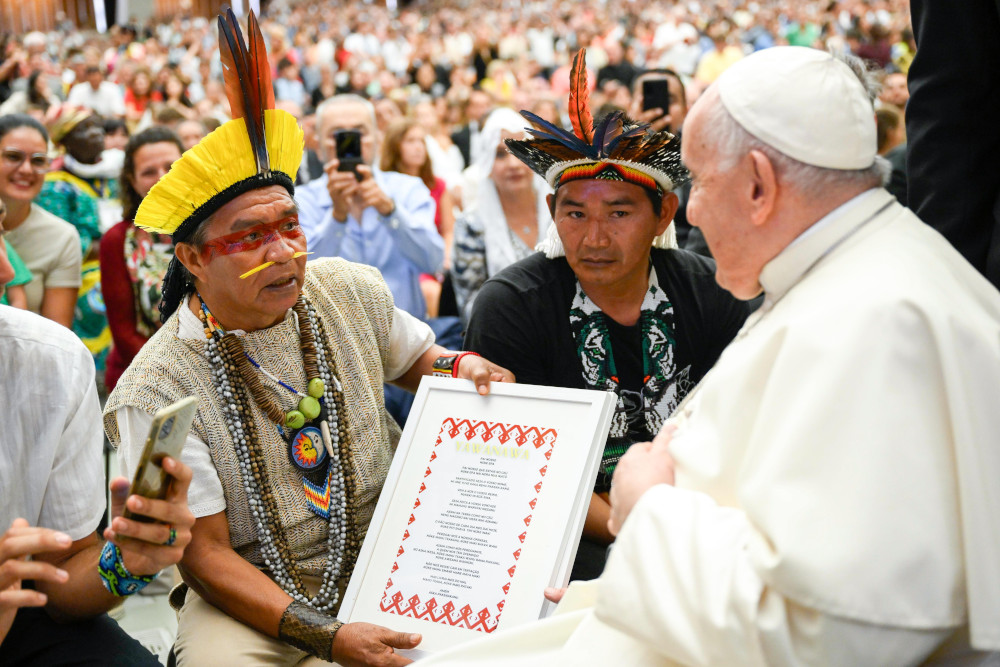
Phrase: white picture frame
[{"left": 340, "top": 377, "right": 616, "bottom": 658}]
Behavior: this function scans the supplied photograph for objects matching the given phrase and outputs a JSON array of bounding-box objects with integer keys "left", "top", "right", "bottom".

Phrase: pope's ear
[
  {"left": 174, "top": 242, "right": 208, "bottom": 284},
  {"left": 747, "top": 149, "right": 777, "bottom": 228},
  {"left": 657, "top": 191, "right": 680, "bottom": 235}
]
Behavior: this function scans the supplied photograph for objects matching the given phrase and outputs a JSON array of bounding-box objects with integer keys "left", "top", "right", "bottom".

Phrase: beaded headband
[{"left": 556, "top": 161, "right": 664, "bottom": 196}]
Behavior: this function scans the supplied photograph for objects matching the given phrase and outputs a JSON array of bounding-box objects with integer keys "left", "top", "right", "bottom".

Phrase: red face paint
[{"left": 201, "top": 216, "right": 304, "bottom": 259}]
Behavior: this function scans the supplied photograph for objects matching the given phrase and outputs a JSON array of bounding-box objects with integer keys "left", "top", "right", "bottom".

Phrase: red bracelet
[{"left": 451, "top": 351, "right": 481, "bottom": 378}]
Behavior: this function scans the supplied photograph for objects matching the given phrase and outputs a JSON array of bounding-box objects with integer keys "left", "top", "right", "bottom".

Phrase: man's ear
[
  {"left": 655, "top": 191, "right": 680, "bottom": 236},
  {"left": 174, "top": 242, "right": 208, "bottom": 284},
  {"left": 546, "top": 192, "right": 555, "bottom": 217},
  {"left": 746, "top": 149, "right": 777, "bottom": 228}
]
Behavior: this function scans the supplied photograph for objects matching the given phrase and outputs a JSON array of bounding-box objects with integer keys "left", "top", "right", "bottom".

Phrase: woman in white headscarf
[{"left": 451, "top": 108, "right": 551, "bottom": 323}]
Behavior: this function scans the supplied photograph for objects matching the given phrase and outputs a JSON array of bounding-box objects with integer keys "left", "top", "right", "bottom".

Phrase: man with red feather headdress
[
  {"left": 103, "top": 10, "right": 512, "bottom": 665},
  {"left": 463, "top": 49, "right": 754, "bottom": 580}
]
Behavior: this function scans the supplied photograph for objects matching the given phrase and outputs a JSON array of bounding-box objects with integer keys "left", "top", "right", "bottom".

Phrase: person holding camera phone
[
  {"left": 0, "top": 211, "right": 196, "bottom": 665},
  {"left": 630, "top": 70, "right": 710, "bottom": 255},
  {"left": 296, "top": 94, "right": 444, "bottom": 323}
]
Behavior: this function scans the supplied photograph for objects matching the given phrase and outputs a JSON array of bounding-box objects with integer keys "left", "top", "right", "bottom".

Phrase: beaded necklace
[{"left": 199, "top": 295, "right": 360, "bottom": 612}]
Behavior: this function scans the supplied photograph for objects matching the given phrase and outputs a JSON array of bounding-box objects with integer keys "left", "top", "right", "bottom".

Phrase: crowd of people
[
  {"left": 2, "top": 0, "right": 999, "bottom": 665},
  {"left": 0, "top": 0, "right": 917, "bottom": 384}
]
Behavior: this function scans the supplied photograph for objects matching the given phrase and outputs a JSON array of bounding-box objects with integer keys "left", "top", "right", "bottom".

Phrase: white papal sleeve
[
  {"left": 115, "top": 406, "right": 227, "bottom": 518},
  {"left": 595, "top": 484, "right": 954, "bottom": 666}
]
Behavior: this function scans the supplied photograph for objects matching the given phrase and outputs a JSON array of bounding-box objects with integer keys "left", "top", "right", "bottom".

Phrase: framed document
[{"left": 341, "top": 377, "right": 615, "bottom": 656}]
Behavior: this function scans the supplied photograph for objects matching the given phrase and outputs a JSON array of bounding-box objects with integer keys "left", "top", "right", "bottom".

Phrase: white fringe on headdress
[{"left": 536, "top": 221, "right": 678, "bottom": 258}]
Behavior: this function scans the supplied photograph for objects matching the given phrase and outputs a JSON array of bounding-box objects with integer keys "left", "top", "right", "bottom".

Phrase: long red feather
[
  {"left": 568, "top": 49, "right": 594, "bottom": 144},
  {"left": 248, "top": 12, "right": 275, "bottom": 111},
  {"left": 217, "top": 9, "right": 272, "bottom": 173},
  {"left": 245, "top": 11, "right": 272, "bottom": 170}
]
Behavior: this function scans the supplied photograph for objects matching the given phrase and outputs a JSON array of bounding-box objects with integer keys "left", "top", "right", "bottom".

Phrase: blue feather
[{"left": 519, "top": 110, "right": 596, "bottom": 157}]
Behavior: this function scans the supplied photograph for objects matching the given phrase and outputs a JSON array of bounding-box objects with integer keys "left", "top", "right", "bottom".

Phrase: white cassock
[{"left": 418, "top": 188, "right": 1000, "bottom": 666}]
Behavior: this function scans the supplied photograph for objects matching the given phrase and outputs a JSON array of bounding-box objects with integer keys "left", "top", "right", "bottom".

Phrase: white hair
[
  {"left": 314, "top": 94, "right": 377, "bottom": 137},
  {"left": 23, "top": 32, "right": 47, "bottom": 49},
  {"left": 702, "top": 51, "right": 890, "bottom": 199}
]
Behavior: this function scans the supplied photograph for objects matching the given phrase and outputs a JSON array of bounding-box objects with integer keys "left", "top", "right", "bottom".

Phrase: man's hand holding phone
[
  {"left": 324, "top": 161, "right": 395, "bottom": 222},
  {"left": 103, "top": 456, "right": 196, "bottom": 577},
  {"left": 633, "top": 107, "right": 674, "bottom": 134},
  {"left": 325, "top": 157, "right": 361, "bottom": 222}
]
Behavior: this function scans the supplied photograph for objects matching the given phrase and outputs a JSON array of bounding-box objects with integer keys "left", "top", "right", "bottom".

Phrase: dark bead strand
[{"left": 223, "top": 333, "right": 288, "bottom": 425}]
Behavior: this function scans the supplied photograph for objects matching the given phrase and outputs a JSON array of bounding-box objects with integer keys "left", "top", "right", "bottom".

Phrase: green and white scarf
[{"left": 569, "top": 268, "right": 692, "bottom": 489}]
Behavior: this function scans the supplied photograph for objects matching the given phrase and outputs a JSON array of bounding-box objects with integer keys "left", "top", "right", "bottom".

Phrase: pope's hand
[
  {"left": 607, "top": 426, "right": 676, "bottom": 537},
  {"left": 544, "top": 586, "right": 566, "bottom": 603},
  {"left": 0, "top": 518, "right": 73, "bottom": 643},
  {"left": 454, "top": 355, "right": 515, "bottom": 395},
  {"left": 103, "top": 456, "right": 196, "bottom": 577},
  {"left": 331, "top": 622, "right": 421, "bottom": 666}
]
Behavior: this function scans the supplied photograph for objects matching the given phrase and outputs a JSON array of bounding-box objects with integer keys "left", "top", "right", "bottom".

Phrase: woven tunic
[{"left": 105, "top": 258, "right": 401, "bottom": 588}]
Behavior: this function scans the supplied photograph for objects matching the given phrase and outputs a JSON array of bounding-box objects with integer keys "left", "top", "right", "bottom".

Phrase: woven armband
[
  {"left": 278, "top": 601, "right": 344, "bottom": 660},
  {"left": 98, "top": 542, "right": 157, "bottom": 596}
]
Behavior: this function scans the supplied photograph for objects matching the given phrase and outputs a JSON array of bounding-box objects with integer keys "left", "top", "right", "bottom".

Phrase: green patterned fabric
[
  {"left": 569, "top": 268, "right": 692, "bottom": 489},
  {"left": 1, "top": 239, "right": 33, "bottom": 305},
  {"left": 35, "top": 178, "right": 102, "bottom": 255}
]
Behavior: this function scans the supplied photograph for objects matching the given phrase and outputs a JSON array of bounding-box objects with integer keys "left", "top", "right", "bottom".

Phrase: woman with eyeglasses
[
  {"left": 0, "top": 114, "right": 82, "bottom": 328},
  {"left": 99, "top": 127, "right": 182, "bottom": 390}
]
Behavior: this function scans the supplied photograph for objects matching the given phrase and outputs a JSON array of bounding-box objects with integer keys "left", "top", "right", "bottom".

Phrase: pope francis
[{"left": 417, "top": 47, "right": 1000, "bottom": 666}]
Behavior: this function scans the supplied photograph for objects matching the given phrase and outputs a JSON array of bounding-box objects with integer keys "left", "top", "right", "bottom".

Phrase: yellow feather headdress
[
  {"left": 134, "top": 9, "right": 303, "bottom": 241},
  {"left": 136, "top": 9, "right": 303, "bottom": 321}
]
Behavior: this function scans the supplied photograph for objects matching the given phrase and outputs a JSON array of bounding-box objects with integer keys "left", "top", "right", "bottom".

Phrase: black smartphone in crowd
[
  {"left": 334, "top": 129, "right": 363, "bottom": 178},
  {"left": 642, "top": 78, "right": 672, "bottom": 115}
]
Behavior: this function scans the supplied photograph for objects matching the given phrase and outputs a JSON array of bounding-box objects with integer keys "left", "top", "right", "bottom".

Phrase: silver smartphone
[{"left": 124, "top": 396, "right": 198, "bottom": 522}]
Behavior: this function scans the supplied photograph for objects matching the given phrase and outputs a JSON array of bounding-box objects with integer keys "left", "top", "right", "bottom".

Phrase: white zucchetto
[{"left": 717, "top": 46, "right": 878, "bottom": 170}]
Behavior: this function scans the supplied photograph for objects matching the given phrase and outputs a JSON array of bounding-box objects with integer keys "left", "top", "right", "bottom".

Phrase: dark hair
[
  {"left": 119, "top": 126, "right": 184, "bottom": 221},
  {"left": 635, "top": 68, "right": 687, "bottom": 108},
  {"left": 875, "top": 106, "right": 902, "bottom": 154},
  {"left": 26, "top": 71, "right": 50, "bottom": 109},
  {"left": 0, "top": 113, "right": 49, "bottom": 144},
  {"left": 104, "top": 117, "right": 128, "bottom": 136}
]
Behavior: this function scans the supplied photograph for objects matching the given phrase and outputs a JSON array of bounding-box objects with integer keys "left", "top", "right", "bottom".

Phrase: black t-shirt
[{"left": 465, "top": 248, "right": 756, "bottom": 490}]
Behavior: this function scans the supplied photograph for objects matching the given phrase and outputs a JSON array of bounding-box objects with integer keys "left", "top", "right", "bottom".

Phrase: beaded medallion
[{"left": 289, "top": 425, "right": 326, "bottom": 471}]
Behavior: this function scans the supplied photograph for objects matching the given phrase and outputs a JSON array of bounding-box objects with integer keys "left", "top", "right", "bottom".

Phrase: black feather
[
  {"left": 519, "top": 110, "right": 596, "bottom": 158},
  {"left": 591, "top": 111, "right": 623, "bottom": 155}
]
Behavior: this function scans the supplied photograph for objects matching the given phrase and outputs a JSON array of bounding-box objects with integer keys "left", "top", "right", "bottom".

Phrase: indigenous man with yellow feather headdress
[{"left": 103, "top": 11, "right": 512, "bottom": 666}]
